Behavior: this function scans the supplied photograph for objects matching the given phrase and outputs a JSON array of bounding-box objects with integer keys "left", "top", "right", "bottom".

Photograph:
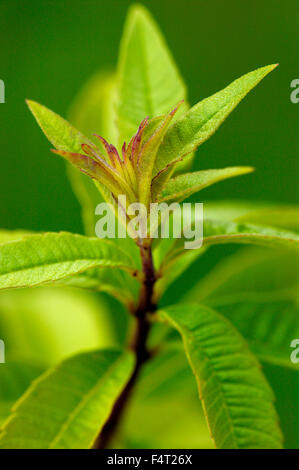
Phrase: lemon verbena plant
[{"left": 0, "top": 4, "right": 298, "bottom": 450}]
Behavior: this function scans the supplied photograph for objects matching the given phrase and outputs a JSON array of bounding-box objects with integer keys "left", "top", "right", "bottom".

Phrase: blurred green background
[
  {"left": 0, "top": 0, "right": 297, "bottom": 233},
  {"left": 0, "top": 0, "right": 298, "bottom": 448}
]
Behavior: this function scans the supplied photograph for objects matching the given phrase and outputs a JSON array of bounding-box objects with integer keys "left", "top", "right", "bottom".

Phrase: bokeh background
[{"left": 0, "top": 0, "right": 298, "bottom": 448}]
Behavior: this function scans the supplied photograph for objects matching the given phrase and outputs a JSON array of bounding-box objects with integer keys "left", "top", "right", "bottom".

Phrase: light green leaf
[
  {"left": 138, "top": 106, "right": 180, "bottom": 207},
  {"left": 0, "top": 361, "right": 44, "bottom": 425},
  {"left": 159, "top": 166, "right": 254, "bottom": 202},
  {"left": 26, "top": 99, "right": 116, "bottom": 213},
  {"left": 186, "top": 248, "right": 299, "bottom": 369},
  {"left": 154, "top": 212, "right": 299, "bottom": 300},
  {"left": 68, "top": 71, "right": 117, "bottom": 235},
  {"left": 60, "top": 266, "right": 140, "bottom": 308},
  {"left": 203, "top": 219, "right": 299, "bottom": 250},
  {"left": 0, "top": 232, "right": 139, "bottom": 289},
  {"left": 116, "top": 4, "right": 188, "bottom": 148},
  {"left": 160, "top": 304, "right": 283, "bottom": 449},
  {"left": 0, "top": 230, "right": 34, "bottom": 244},
  {"left": 0, "top": 349, "right": 134, "bottom": 449},
  {"left": 154, "top": 64, "right": 277, "bottom": 176},
  {"left": 26, "top": 99, "right": 93, "bottom": 154},
  {"left": 204, "top": 201, "right": 299, "bottom": 231}
]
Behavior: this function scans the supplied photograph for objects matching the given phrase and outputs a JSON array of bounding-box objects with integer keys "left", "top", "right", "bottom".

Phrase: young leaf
[
  {"left": 159, "top": 304, "right": 283, "bottom": 449},
  {"left": 0, "top": 232, "right": 139, "bottom": 289},
  {"left": 67, "top": 71, "right": 116, "bottom": 235},
  {"left": 138, "top": 104, "right": 181, "bottom": 207},
  {"left": 186, "top": 248, "right": 299, "bottom": 369},
  {"left": 26, "top": 100, "right": 94, "bottom": 154},
  {"left": 0, "top": 349, "right": 134, "bottom": 449},
  {"left": 154, "top": 64, "right": 278, "bottom": 177},
  {"left": 116, "top": 4, "right": 188, "bottom": 147},
  {"left": 158, "top": 166, "right": 254, "bottom": 202}
]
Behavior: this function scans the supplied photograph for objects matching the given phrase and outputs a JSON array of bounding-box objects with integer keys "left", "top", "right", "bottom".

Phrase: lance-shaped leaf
[
  {"left": 154, "top": 214, "right": 299, "bottom": 300},
  {"left": 26, "top": 100, "right": 137, "bottom": 207},
  {"left": 67, "top": 71, "right": 116, "bottom": 236},
  {"left": 158, "top": 166, "right": 254, "bottom": 202},
  {"left": 0, "top": 349, "right": 134, "bottom": 449},
  {"left": 0, "top": 232, "right": 139, "bottom": 289},
  {"left": 203, "top": 219, "right": 299, "bottom": 250},
  {"left": 154, "top": 64, "right": 278, "bottom": 178},
  {"left": 26, "top": 100, "right": 93, "bottom": 154},
  {"left": 159, "top": 304, "right": 283, "bottom": 449},
  {"left": 203, "top": 201, "right": 299, "bottom": 231},
  {"left": 138, "top": 104, "right": 181, "bottom": 207},
  {"left": 186, "top": 248, "right": 299, "bottom": 369},
  {"left": 116, "top": 4, "right": 188, "bottom": 147}
]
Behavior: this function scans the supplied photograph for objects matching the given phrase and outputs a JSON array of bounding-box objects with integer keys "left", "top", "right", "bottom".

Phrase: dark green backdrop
[
  {"left": 0, "top": 0, "right": 297, "bottom": 233},
  {"left": 0, "top": 0, "right": 298, "bottom": 448}
]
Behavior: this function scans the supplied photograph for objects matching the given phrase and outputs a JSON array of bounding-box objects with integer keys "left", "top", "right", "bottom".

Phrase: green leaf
[
  {"left": 26, "top": 99, "right": 119, "bottom": 203},
  {"left": 0, "top": 232, "right": 139, "bottom": 289},
  {"left": 186, "top": 248, "right": 299, "bottom": 369},
  {"left": 154, "top": 64, "right": 277, "bottom": 176},
  {"left": 67, "top": 71, "right": 116, "bottom": 235},
  {"left": 0, "top": 349, "right": 134, "bottom": 449},
  {"left": 0, "top": 230, "right": 34, "bottom": 244},
  {"left": 159, "top": 166, "right": 254, "bottom": 202},
  {"left": 0, "top": 361, "right": 44, "bottom": 425},
  {"left": 160, "top": 304, "right": 283, "bottom": 449},
  {"left": 60, "top": 266, "right": 140, "bottom": 308},
  {"left": 26, "top": 99, "right": 93, "bottom": 154},
  {"left": 116, "top": 4, "right": 188, "bottom": 148},
  {"left": 203, "top": 219, "right": 299, "bottom": 250},
  {"left": 138, "top": 105, "right": 181, "bottom": 207},
  {"left": 154, "top": 213, "right": 299, "bottom": 300},
  {"left": 204, "top": 201, "right": 299, "bottom": 231}
]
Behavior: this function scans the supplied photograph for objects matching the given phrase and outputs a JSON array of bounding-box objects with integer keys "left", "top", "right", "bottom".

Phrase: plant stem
[{"left": 94, "top": 243, "right": 156, "bottom": 449}]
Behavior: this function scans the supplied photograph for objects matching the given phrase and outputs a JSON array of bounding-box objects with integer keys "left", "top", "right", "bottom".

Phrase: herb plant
[{"left": 0, "top": 4, "right": 298, "bottom": 449}]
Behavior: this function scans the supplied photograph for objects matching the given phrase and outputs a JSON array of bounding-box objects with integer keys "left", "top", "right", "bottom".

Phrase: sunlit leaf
[
  {"left": 203, "top": 219, "right": 299, "bottom": 250},
  {"left": 154, "top": 212, "right": 299, "bottom": 301},
  {"left": 158, "top": 167, "right": 254, "bottom": 202},
  {"left": 160, "top": 304, "right": 283, "bottom": 449},
  {"left": 154, "top": 64, "right": 277, "bottom": 177},
  {"left": 0, "top": 349, "right": 134, "bottom": 449},
  {"left": 186, "top": 248, "right": 299, "bottom": 369},
  {"left": 115, "top": 4, "right": 188, "bottom": 148},
  {"left": 68, "top": 71, "right": 116, "bottom": 235},
  {"left": 204, "top": 201, "right": 299, "bottom": 231},
  {"left": 0, "top": 232, "right": 139, "bottom": 289}
]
